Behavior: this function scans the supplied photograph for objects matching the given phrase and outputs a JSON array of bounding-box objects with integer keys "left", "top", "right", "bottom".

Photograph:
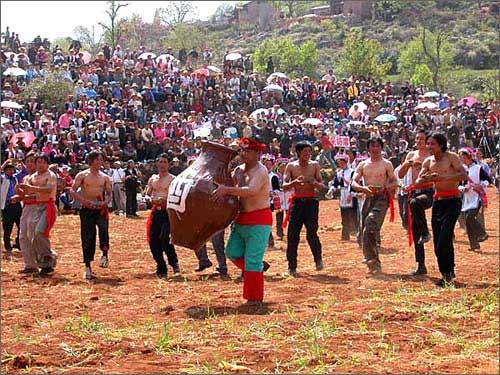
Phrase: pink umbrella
[
  {"left": 192, "top": 68, "right": 209, "bottom": 77},
  {"left": 80, "top": 51, "right": 92, "bottom": 64},
  {"left": 10, "top": 131, "right": 35, "bottom": 147},
  {"left": 458, "top": 96, "right": 476, "bottom": 107}
]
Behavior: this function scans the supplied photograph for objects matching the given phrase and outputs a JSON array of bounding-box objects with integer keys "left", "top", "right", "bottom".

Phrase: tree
[
  {"left": 99, "top": 0, "right": 129, "bottom": 50},
  {"left": 163, "top": 23, "right": 205, "bottom": 53},
  {"left": 73, "top": 25, "right": 103, "bottom": 56},
  {"left": 337, "top": 29, "right": 390, "bottom": 79},
  {"left": 398, "top": 28, "right": 454, "bottom": 90},
  {"left": 115, "top": 13, "right": 169, "bottom": 51},
  {"left": 410, "top": 64, "right": 433, "bottom": 87},
  {"left": 252, "top": 37, "right": 319, "bottom": 78},
  {"left": 210, "top": 2, "right": 235, "bottom": 23},
  {"left": 21, "top": 72, "right": 74, "bottom": 112},
  {"left": 159, "top": 1, "right": 196, "bottom": 27}
]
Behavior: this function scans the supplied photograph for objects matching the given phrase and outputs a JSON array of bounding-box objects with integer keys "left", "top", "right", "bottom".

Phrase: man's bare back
[{"left": 233, "top": 162, "right": 269, "bottom": 212}]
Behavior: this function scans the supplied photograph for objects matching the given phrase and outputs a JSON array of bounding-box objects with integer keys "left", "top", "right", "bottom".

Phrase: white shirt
[{"left": 111, "top": 168, "right": 125, "bottom": 184}]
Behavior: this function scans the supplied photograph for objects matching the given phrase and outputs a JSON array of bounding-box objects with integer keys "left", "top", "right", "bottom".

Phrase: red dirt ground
[{"left": 1, "top": 190, "right": 498, "bottom": 373}]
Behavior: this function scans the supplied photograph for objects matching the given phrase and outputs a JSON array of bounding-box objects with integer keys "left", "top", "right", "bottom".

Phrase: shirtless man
[
  {"left": 14, "top": 152, "right": 39, "bottom": 273},
  {"left": 416, "top": 133, "right": 467, "bottom": 287},
  {"left": 16, "top": 154, "right": 58, "bottom": 276},
  {"left": 212, "top": 137, "right": 272, "bottom": 303},
  {"left": 352, "top": 137, "right": 398, "bottom": 274},
  {"left": 71, "top": 151, "right": 112, "bottom": 279},
  {"left": 398, "top": 129, "right": 433, "bottom": 275},
  {"left": 282, "top": 141, "right": 325, "bottom": 276},
  {"left": 145, "top": 154, "right": 180, "bottom": 278}
]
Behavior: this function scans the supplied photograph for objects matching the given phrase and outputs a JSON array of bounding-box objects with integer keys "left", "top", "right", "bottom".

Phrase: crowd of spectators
[{"left": 1, "top": 28, "right": 499, "bottom": 214}]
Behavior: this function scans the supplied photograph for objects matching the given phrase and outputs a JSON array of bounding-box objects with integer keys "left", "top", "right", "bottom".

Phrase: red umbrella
[
  {"left": 192, "top": 68, "right": 209, "bottom": 77},
  {"left": 10, "top": 131, "right": 35, "bottom": 147},
  {"left": 458, "top": 96, "right": 476, "bottom": 107}
]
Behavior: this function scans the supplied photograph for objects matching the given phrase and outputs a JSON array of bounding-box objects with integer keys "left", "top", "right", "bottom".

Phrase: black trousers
[
  {"left": 409, "top": 189, "right": 433, "bottom": 264},
  {"left": 80, "top": 208, "right": 109, "bottom": 264},
  {"left": 286, "top": 198, "right": 322, "bottom": 270},
  {"left": 464, "top": 205, "right": 487, "bottom": 249},
  {"left": 2, "top": 202, "right": 22, "bottom": 250},
  {"left": 340, "top": 207, "right": 357, "bottom": 240},
  {"left": 148, "top": 209, "right": 178, "bottom": 273},
  {"left": 431, "top": 198, "right": 461, "bottom": 276},
  {"left": 397, "top": 194, "right": 408, "bottom": 230},
  {"left": 275, "top": 211, "right": 284, "bottom": 238},
  {"left": 126, "top": 190, "right": 137, "bottom": 215}
]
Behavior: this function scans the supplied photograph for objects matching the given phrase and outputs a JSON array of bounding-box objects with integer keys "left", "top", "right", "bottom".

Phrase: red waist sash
[
  {"left": 434, "top": 189, "right": 461, "bottom": 200},
  {"left": 146, "top": 203, "right": 167, "bottom": 243},
  {"left": 24, "top": 199, "right": 56, "bottom": 238},
  {"left": 235, "top": 208, "right": 273, "bottom": 226},
  {"left": 282, "top": 193, "right": 316, "bottom": 229},
  {"left": 81, "top": 200, "right": 109, "bottom": 220},
  {"left": 405, "top": 182, "right": 434, "bottom": 246}
]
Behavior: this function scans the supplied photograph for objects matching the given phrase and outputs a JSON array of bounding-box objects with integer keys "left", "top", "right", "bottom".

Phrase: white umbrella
[
  {"left": 156, "top": 53, "right": 175, "bottom": 62},
  {"left": 138, "top": 52, "right": 156, "bottom": 60},
  {"left": 263, "top": 84, "right": 284, "bottom": 93},
  {"left": 1, "top": 116, "right": 11, "bottom": 125},
  {"left": 302, "top": 118, "right": 324, "bottom": 126},
  {"left": 207, "top": 65, "right": 222, "bottom": 74},
  {"left": 349, "top": 102, "right": 367, "bottom": 115},
  {"left": 3, "top": 67, "right": 26, "bottom": 77},
  {"left": 250, "top": 108, "right": 268, "bottom": 119},
  {"left": 347, "top": 120, "right": 365, "bottom": 126},
  {"left": 1, "top": 101, "right": 23, "bottom": 109},
  {"left": 80, "top": 51, "right": 92, "bottom": 64},
  {"left": 225, "top": 52, "right": 242, "bottom": 61},
  {"left": 423, "top": 91, "right": 440, "bottom": 98},
  {"left": 416, "top": 102, "right": 438, "bottom": 110},
  {"left": 267, "top": 72, "right": 287, "bottom": 83}
]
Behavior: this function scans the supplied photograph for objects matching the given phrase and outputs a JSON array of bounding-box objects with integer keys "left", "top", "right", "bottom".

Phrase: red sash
[
  {"left": 282, "top": 193, "right": 316, "bottom": 229},
  {"left": 434, "top": 189, "right": 461, "bottom": 200},
  {"left": 146, "top": 203, "right": 167, "bottom": 243},
  {"left": 405, "top": 182, "right": 434, "bottom": 246},
  {"left": 235, "top": 208, "right": 272, "bottom": 226},
  {"left": 467, "top": 177, "right": 488, "bottom": 209}
]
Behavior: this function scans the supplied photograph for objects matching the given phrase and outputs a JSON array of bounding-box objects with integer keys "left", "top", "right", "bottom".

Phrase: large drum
[{"left": 167, "top": 141, "right": 239, "bottom": 250}]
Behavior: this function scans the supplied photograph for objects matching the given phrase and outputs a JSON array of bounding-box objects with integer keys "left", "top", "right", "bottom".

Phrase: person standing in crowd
[
  {"left": 71, "top": 151, "right": 112, "bottom": 279},
  {"left": 416, "top": 133, "right": 467, "bottom": 287},
  {"left": 283, "top": 141, "right": 325, "bottom": 276},
  {"left": 194, "top": 230, "right": 228, "bottom": 278},
  {"left": 458, "top": 148, "right": 491, "bottom": 251},
  {"left": 145, "top": 154, "right": 180, "bottom": 278},
  {"left": 397, "top": 130, "right": 433, "bottom": 275},
  {"left": 16, "top": 155, "right": 58, "bottom": 276},
  {"left": 111, "top": 161, "right": 126, "bottom": 215},
  {"left": 124, "top": 160, "right": 141, "bottom": 218},
  {"left": 1, "top": 159, "right": 27, "bottom": 255},
  {"left": 352, "top": 138, "right": 398, "bottom": 274},
  {"left": 262, "top": 154, "right": 280, "bottom": 248}
]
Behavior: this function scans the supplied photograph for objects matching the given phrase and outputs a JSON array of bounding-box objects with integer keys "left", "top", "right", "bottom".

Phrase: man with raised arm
[
  {"left": 212, "top": 137, "right": 271, "bottom": 304},
  {"left": 16, "top": 154, "right": 58, "bottom": 276},
  {"left": 352, "top": 137, "right": 398, "bottom": 274},
  {"left": 145, "top": 154, "right": 180, "bottom": 278},
  {"left": 398, "top": 129, "right": 433, "bottom": 275},
  {"left": 282, "top": 141, "right": 325, "bottom": 276},
  {"left": 71, "top": 151, "right": 112, "bottom": 280},
  {"left": 416, "top": 133, "right": 467, "bottom": 287}
]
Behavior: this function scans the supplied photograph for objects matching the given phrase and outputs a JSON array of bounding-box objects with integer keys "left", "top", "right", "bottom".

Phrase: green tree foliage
[
  {"left": 21, "top": 72, "right": 74, "bottom": 112},
  {"left": 410, "top": 64, "right": 433, "bottom": 87},
  {"left": 398, "top": 28, "right": 454, "bottom": 90},
  {"left": 252, "top": 37, "right": 318, "bottom": 77},
  {"left": 163, "top": 23, "right": 206, "bottom": 52},
  {"left": 73, "top": 25, "right": 103, "bottom": 56},
  {"left": 337, "top": 29, "right": 390, "bottom": 79},
  {"left": 116, "top": 12, "right": 169, "bottom": 51}
]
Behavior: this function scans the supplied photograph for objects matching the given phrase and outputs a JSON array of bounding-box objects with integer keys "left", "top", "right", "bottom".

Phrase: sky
[{"left": 1, "top": 1, "right": 238, "bottom": 41}]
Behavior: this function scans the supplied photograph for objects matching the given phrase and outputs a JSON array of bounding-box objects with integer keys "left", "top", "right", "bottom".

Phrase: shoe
[
  {"left": 263, "top": 261, "right": 271, "bottom": 272},
  {"left": 435, "top": 272, "right": 454, "bottom": 287},
  {"left": 418, "top": 233, "right": 431, "bottom": 245},
  {"left": 99, "top": 255, "right": 109, "bottom": 268},
  {"left": 412, "top": 263, "right": 427, "bottom": 276},
  {"left": 367, "top": 259, "right": 382, "bottom": 274},
  {"left": 84, "top": 266, "right": 96, "bottom": 280},
  {"left": 39, "top": 267, "right": 54, "bottom": 276},
  {"left": 468, "top": 247, "right": 480, "bottom": 252},
  {"left": 156, "top": 271, "right": 168, "bottom": 279},
  {"left": 172, "top": 265, "right": 181, "bottom": 274},
  {"left": 19, "top": 268, "right": 38, "bottom": 274},
  {"left": 285, "top": 269, "right": 297, "bottom": 277},
  {"left": 478, "top": 234, "right": 489, "bottom": 242},
  {"left": 195, "top": 261, "right": 212, "bottom": 272},
  {"left": 315, "top": 260, "right": 324, "bottom": 271},
  {"left": 13, "top": 242, "right": 20, "bottom": 249}
]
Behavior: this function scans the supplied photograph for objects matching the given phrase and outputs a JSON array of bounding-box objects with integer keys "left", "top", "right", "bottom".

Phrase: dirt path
[{"left": 1, "top": 190, "right": 498, "bottom": 373}]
